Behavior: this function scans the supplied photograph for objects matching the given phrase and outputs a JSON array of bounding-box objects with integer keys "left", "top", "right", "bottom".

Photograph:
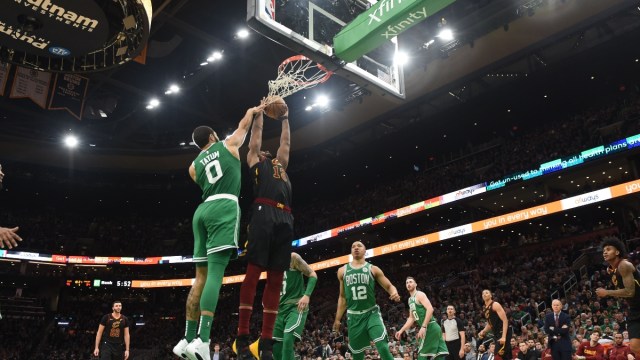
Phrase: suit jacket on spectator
[{"left": 545, "top": 312, "right": 572, "bottom": 352}]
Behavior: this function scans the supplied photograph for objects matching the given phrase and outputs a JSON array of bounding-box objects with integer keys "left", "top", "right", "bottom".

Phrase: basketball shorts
[
  {"left": 273, "top": 302, "right": 309, "bottom": 342},
  {"left": 100, "top": 341, "right": 124, "bottom": 360},
  {"left": 246, "top": 204, "right": 293, "bottom": 271},
  {"left": 492, "top": 329, "right": 512, "bottom": 360},
  {"left": 420, "top": 321, "right": 449, "bottom": 358},
  {"left": 193, "top": 196, "right": 240, "bottom": 264},
  {"left": 628, "top": 317, "right": 640, "bottom": 340},
  {"left": 347, "top": 306, "right": 388, "bottom": 354}
]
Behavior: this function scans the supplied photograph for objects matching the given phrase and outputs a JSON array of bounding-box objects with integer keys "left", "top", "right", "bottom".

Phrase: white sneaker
[
  {"left": 173, "top": 338, "right": 190, "bottom": 359},
  {"left": 185, "top": 338, "right": 211, "bottom": 360}
]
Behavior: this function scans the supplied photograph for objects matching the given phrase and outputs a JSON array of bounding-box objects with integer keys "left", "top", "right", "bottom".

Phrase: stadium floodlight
[
  {"left": 165, "top": 84, "right": 180, "bottom": 95},
  {"left": 393, "top": 52, "right": 409, "bottom": 66},
  {"left": 207, "top": 51, "right": 223, "bottom": 62},
  {"left": 146, "top": 98, "right": 160, "bottom": 110},
  {"left": 64, "top": 135, "right": 79, "bottom": 148},
  {"left": 316, "top": 95, "right": 329, "bottom": 107},
  {"left": 437, "top": 28, "right": 454, "bottom": 41},
  {"left": 236, "top": 29, "right": 250, "bottom": 39}
]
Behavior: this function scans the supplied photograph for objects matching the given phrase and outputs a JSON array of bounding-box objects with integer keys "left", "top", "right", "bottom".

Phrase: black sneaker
[
  {"left": 258, "top": 338, "right": 274, "bottom": 360},
  {"left": 235, "top": 335, "right": 254, "bottom": 360}
]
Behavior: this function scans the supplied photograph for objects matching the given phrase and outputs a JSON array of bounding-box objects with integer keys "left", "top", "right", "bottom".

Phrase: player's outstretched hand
[{"left": 0, "top": 226, "right": 22, "bottom": 249}]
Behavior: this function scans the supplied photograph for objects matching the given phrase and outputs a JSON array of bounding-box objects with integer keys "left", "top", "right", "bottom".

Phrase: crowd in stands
[
  {"left": 0, "top": 89, "right": 638, "bottom": 259},
  {"left": 1, "top": 224, "right": 632, "bottom": 360}
]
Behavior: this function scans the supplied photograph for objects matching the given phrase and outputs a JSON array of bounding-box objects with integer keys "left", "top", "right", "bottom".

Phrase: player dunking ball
[
  {"left": 478, "top": 290, "right": 512, "bottom": 360},
  {"left": 236, "top": 98, "right": 292, "bottom": 360},
  {"left": 333, "top": 241, "right": 401, "bottom": 360},
  {"left": 396, "top": 277, "right": 449, "bottom": 360},
  {"left": 173, "top": 102, "right": 266, "bottom": 360},
  {"left": 272, "top": 253, "right": 318, "bottom": 360},
  {"left": 94, "top": 300, "right": 130, "bottom": 360},
  {"left": 596, "top": 238, "right": 640, "bottom": 355}
]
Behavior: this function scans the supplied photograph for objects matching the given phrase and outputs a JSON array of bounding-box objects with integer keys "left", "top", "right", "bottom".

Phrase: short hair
[
  {"left": 406, "top": 276, "right": 415, "bottom": 281},
  {"left": 192, "top": 126, "right": 214, "bottom": 149},
  {"left": 601, "top": 238, "right": 627, "bottom": 258},
  {"left": 112, "top": 300, "right": 122, "bottom": 307},
  {"left": 591, "top": 329, "right": 602, "bottom": 336}
]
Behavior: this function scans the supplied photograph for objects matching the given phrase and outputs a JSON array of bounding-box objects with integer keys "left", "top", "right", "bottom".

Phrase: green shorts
[
  {"left": 346, "top": 306, "right": 388, "bottom": 354},
  {"left": 418, "top": 321, "right": 448, "bottom": 358},
  {"left": 273, "top": 302, "right": 309, "bottom": 341},
  {"left": 192, "top": 197, "right": 240, "bottom": 263}
]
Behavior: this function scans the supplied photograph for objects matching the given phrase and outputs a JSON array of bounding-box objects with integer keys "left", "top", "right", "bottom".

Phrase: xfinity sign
[{"left": 333, "top": 0, "right": 456, "bottom": 62}]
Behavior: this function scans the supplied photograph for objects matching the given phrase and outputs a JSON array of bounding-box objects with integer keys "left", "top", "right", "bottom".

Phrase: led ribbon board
[{"left": 333, "top": 0, "right": 456, "bottom": 62}]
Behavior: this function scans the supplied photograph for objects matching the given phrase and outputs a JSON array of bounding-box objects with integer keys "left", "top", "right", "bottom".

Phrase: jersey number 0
[{"left": 205, "top": 160, "right": 223, "bottom": 184}]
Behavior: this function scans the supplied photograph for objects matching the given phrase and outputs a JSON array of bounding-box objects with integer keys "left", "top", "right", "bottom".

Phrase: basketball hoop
[{"left": 267, "top": 55, "right": 332, "bottom": 99}]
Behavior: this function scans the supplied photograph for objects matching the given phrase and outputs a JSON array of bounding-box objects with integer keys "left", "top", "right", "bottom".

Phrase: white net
[{"left": 267, "top": 55, "right": 332, "bottom": 99}]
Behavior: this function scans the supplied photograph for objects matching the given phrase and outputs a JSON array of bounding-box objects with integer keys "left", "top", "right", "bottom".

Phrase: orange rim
[{"left": 278, "top": 55, "right": 333, "bottom": 86}]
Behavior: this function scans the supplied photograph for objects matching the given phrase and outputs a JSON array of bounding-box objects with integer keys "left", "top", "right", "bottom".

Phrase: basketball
[{"left": 264, "top": 96, "right": 288, "bottom": 119}]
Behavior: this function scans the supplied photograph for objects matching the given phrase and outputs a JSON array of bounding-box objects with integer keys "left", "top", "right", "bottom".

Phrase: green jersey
[
  {"left": 409, "top": 292, "right": 431, "bottom": 324},
  {"left": 343, "top": 262, "right": 376, "bottom": 311},
  {"left": 280, "top": 268, "right": 305, "bottom": 306},
  {"left": 192, "top": 141, "right": 241, "bottom": 200}
]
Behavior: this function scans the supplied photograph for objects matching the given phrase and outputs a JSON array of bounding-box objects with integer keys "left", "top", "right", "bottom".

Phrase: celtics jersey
[
  {"left": 408, "top": 292, "right": 431, "bottom": 324},
  {"left": 192, "top": 141, "right": 241, "bottom": 200},
  {"left": 344, "top": 262, "right": 376, "bottom": 311},
  {"left": 280, "top": 268, "right": 305, "bottom": 306}
]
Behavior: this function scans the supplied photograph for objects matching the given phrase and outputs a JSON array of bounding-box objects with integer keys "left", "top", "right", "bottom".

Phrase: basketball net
[{"left": 267, "top": 55, "right": 332, "bottom": 99}]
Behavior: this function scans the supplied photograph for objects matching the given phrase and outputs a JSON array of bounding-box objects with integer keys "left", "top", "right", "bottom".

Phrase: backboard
[{"left": 247, "top": 0, "right": 405, "bottom": 99}]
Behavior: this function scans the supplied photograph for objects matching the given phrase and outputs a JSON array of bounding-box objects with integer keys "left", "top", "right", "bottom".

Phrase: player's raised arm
[
  {"left": 247, "top": 108, "right": 264, "bottom": 168},
  {"left": 275, "top": 104, "right": 290, "bottom": 170},
  {"left": 226, "top": 102, "right": 266, "bottom": 153}
]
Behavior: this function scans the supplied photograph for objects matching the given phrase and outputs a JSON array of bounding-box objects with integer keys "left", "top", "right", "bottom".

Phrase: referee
[
  {"left": 94, "top": 300, "right": 130, "bottom": 360},
  {"left": 442, "top": 305, "right": 466, "bottom": 360}
]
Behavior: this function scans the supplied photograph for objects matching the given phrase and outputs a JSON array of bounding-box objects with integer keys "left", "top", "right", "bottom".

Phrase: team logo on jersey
[{"left": 362, "top": 267, "right": 368, "bottom": 273}]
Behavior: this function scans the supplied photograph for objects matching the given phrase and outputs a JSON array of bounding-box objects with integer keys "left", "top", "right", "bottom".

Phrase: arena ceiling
[{"left": 0, "top": 0, "right": 638, "bottom": 161}]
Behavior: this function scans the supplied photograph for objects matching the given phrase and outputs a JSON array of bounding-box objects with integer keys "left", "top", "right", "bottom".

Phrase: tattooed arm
[{"left": 291, "top": 252, "right": 318, "bottom": 312}]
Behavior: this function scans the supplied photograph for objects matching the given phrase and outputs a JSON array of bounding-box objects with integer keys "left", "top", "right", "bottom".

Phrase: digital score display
[{"left": 65, "top": 279, "right": 132, "bottom": 288}]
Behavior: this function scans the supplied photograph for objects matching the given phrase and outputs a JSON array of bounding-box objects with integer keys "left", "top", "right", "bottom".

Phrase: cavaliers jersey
[
  {"left": 280, "top": 268, "right": 305, "bottom": 306},
  {"left": 344, "top": 262, "right": 376, "bottom": 311},
  {"left": 100, "top": 313, "right": 129, "bottom": 344},
  {"left": 609, "top": 260, "right": 640, "bottom": 317},
  {"left": 251, "top": 157, "right": 292, "bottom": 207},
  {"left": 192, "top": 141, "right": 241, "bottom": 201},
  {"left": 483, "top": 301, "right": 506, "bottom": 337}
]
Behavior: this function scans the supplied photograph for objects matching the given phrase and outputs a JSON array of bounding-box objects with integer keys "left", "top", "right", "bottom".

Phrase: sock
[
  {"left": 198, "top": 250, "right": 232, "bottom": 341},
  {"left": 198, "top": 315, "right": 214, "bottom": 342},
  {"left": 185, "top": 319, "right": 198, "bottom": 342},
  {"left": 374, "top": 338, "right": 394, "bottom": 360},
  {"left": 261, "top": 270, "right": 284, "bottom": 339},
  {"left": 238, "top": 263, "right": 263, "bottom": 335}
]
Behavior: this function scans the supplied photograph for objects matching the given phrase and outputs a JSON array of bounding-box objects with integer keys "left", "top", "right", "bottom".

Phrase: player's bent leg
[
  {"left": 374, "top": 339, "right": 394, "bottom": 360},
  {"left": 281, "top": 332, "right": 298, "bottom": 360},
  {"left": 197, "top": 250, "right": 232, "bottom": 342}
]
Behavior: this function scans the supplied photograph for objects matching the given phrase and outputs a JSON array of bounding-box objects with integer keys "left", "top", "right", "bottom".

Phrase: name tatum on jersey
[{"left": 199, "top": 151, "right": 220, "bottom": 166}]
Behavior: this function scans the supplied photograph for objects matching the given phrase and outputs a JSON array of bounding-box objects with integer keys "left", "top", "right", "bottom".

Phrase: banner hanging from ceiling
[
  {"left": 48, "top": 73, "right": 90, "bottom": 120},
  {"left": 9, "top": 66, "right": 51, "bottom": 108}
]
